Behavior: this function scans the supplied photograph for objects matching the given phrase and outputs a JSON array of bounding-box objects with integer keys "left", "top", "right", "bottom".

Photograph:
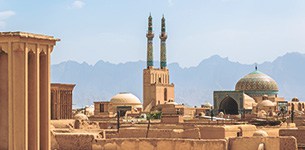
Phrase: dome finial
[{"left": 255, "top": 63, "right": 258, "bottom": 71}]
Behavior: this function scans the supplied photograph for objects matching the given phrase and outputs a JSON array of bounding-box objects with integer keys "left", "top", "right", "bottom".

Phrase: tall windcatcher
[
  {"left": 160, "top": 15, "right": 168, "bottom": 69},
  {"left": 146, "top": 14, "right": 154, "bottom": 68}
]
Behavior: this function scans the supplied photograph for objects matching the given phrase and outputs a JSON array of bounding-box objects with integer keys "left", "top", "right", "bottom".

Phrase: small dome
[
  {"left": 202, "top": 102, "right": 212, "bottom": 107},
  {"left": 235, "top": 70, "right": 278, "bottom": 95},
  {"left": 110, "top": 92, "right": 142, "bottom": 104},
  {"left": 253, "top": 130, "right": 268, "bottom": 137},
  {"left": 292, "top": 97, "right": 299, "bottom": 102},
  {"left": 258, "top": 100, "right": 275, "bottom": 107},
  {"left": 165, "top": 101, "right": 177, "bottom": 105},
  {"left": 74, "top": 113, "right": 88, "bottom": 121}
]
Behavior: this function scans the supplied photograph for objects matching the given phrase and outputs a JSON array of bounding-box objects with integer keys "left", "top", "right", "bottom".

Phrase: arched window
[
  {"left": 164, "top": 88, "right": 167, "bottom": 101},
  {"left": 154, "top": 73, "right": 157, "bottom": 83}
]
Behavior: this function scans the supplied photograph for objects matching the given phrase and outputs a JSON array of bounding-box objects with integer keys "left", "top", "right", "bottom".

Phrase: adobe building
[
  {"left": 287, "top": 97, "right": 305, "bottom": 113},
  {"left": 94, "top": 92, "right": 143, "bottom": 117},
  {"left": 51, "top": 83, "right": 76, "bottom": 120},
  {"left": 159, "top": 101, "right": 213, "bottom": 123},
  {"left": 143, "top": 15, "right": 175, "bottom": 112},
  {"left": 0, "top": 32, "right": 59, "bottom": 150}
]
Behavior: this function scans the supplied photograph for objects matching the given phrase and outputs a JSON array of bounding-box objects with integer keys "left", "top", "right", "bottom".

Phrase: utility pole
[
  {"left": 146, "top": 113, "right": 151, "bottom": 138},
  {"left": 117, "top": 111, "right": 120, "bottom": 132}
]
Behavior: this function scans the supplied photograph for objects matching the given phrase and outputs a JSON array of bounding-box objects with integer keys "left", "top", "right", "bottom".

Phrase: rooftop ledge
[{"left": 0, "top": 31, "right": 60, "bottom": 41}]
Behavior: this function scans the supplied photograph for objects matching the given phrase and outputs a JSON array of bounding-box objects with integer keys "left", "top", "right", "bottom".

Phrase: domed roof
[
  {"left": 74, "top": 113, "right": 88, "bottom": 121},
  {"left": 110, "top": 92, "right": 142, "bottom": 104},
  {"left": 258, "top": 100, "right": 276, "bottom": 107},
  {"left": 235, "top": 70, "right": 279, "bottom": 94},
  {"left": 253, "top": 130, "right": 268, "bottom": 137},
  {"left": 292, "top": 97, "right": 299, "bottom": 102},
  {"left": 202, "top": 102, "right": 212, "bottom": 107}
]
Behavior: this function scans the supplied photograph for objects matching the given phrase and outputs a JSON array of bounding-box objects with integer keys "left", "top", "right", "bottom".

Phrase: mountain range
[{"left": 51, "top": 52, "right": 305, "bottom": 107}]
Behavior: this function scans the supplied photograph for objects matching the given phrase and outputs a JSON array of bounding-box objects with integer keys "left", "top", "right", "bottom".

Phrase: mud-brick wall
[
  {"left": 92, "top": 139, "right": 227, "bottom": 150},
  {"left": 229, "top": 136, "right": 297, "bottom": 150},
  {"left": 52, "top": 133, "right": 97, "bottom": 150},
  {"left": 52, "top": 134, "right": 297, "bottom": 150},
  {"left": 280, "top": 128, "right": 305, "bottom": 147},
  {"left": 106, "top": 128, "right": 201, "bottom": 139},
  {"left": 199, "top": 126, "right": 226, "bottom": 139}
]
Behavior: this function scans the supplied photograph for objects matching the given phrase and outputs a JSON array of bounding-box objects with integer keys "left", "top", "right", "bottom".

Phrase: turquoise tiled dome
[{"left": 235, "top": 70, "right": 279, "bottom": 95}]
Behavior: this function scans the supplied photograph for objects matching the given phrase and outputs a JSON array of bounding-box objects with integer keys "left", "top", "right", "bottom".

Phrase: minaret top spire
[
  {"left": 148, "top": 14, "right": 153, "bottom": 33},
  {"left": 161, "top": 15, "right": 166, "bottom": 33},
  {"left": 160, "top": 15, "right": 167, "bottom": 40}
]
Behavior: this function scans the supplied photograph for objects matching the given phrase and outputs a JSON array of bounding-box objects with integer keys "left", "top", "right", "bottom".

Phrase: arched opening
[
  {"left": 164, "top": 88, "right": 167, "bottom": 101},
  {"left": 219, "top": 96, "right": 239, "bottom": 115},
  {"left": 117, "top": 106, "right": 131, "bottom": 117},
  {"left": 298, "top": 103, "right": 302, "bottom": 111}
]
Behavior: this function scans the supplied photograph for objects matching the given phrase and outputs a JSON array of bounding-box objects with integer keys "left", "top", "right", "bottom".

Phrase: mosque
[
  {"left": 214, "top": 67, "right": 283, "bottom": 116},
  {"left": 214, "top": 66, "right": 305, "bottom": 118}
]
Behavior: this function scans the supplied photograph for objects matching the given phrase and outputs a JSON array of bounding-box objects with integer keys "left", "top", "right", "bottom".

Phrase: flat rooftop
[{"left": 0, "top": 31, "right": 60, "bottom": 41}]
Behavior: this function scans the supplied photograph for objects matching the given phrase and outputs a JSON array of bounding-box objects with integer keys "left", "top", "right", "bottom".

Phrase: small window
[
  {"left": 100, "top": 104, "right": 105, "bottom": 112},
  {"left": 159, "top": 77, "right": 162, "bottom": 83},
  {"left": 164, "top": 88, "right": 167, "bottom": 101}
]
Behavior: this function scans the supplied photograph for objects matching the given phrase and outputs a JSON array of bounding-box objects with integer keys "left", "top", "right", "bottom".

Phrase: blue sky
[{"left": 1, "top": 0, "right": 305, "bottom": 67}]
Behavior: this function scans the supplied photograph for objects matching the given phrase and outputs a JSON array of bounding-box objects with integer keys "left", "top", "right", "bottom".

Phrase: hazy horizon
[{"left": 51, "top": 51, "right": 304, "bottom": 68}]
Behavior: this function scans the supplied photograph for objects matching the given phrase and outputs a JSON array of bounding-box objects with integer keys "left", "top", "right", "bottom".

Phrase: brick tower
[{"left": 143, "top": 15, "right": 175, "bottom": 111}]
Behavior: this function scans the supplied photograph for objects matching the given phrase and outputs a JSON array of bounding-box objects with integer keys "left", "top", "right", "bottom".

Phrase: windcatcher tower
[
  {"left": 143, "top": 15, "right": 175, "bottom": 112},
  {"left": 0, "top": 32, "right": 59, "bottom": 150}
]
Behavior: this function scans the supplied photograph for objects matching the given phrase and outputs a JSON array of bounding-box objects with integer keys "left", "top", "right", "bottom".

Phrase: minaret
[
  {"left": 146, "top": 14, "right": 154, "bottom": 68},
  {"left": 160, "top": 15, "right": 168, "bottom": 69}
]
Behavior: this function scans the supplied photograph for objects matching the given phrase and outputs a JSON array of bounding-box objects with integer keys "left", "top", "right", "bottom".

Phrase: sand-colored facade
[
  {"left": 143, "top": 68, "right": 175, "bottom": 111},
  {"left": 0, "top": 32, "right": 59, "bottom": 150},
  {"left": 51, "top": 83, "right": 75, "bottom": 120}
]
